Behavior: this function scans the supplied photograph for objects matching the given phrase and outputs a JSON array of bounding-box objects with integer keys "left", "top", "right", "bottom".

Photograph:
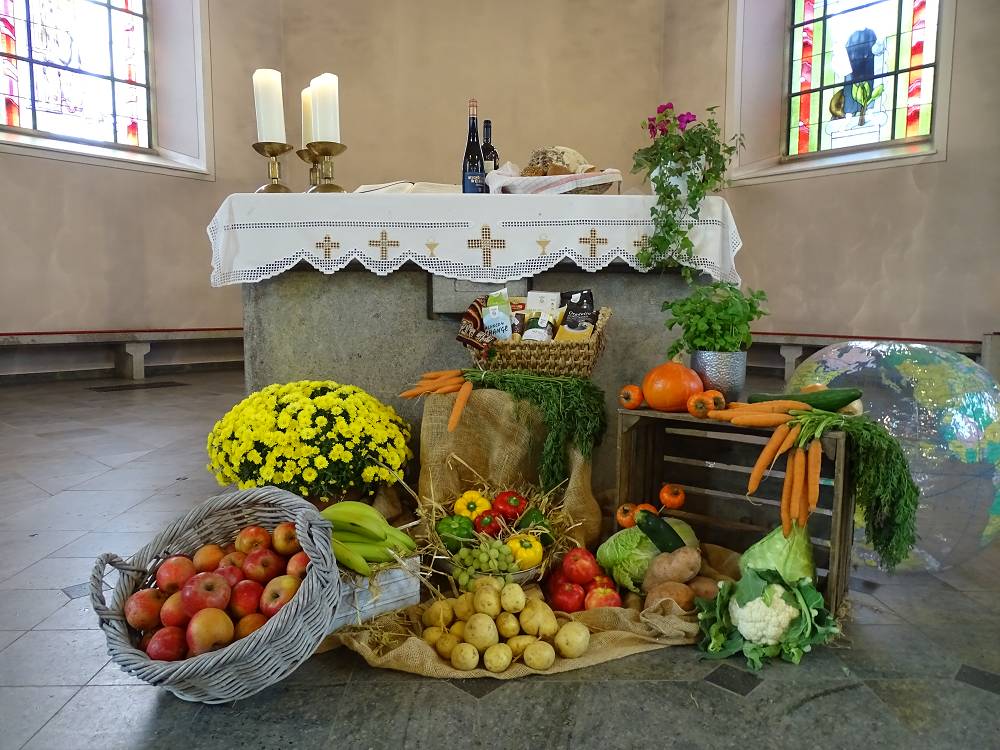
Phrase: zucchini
[
  {"left": 634, "top": 510, "right": 685, "bottom": 553},
  {"left": 748, "top": 387, "right": 862, "bottom": 412}
]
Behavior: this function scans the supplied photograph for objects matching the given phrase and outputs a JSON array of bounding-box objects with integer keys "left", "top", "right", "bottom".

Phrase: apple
[
  {"left": 223, "top": 543, "right": 237, "bottom": 554},
  {"left": 229, "top": 579, "right": 264, "bottom": 619},
  {"left": 234, "top": 526, "right": 271, "bottom": 554},
  {"left": 584, "top": 587, "right": 622, "bottom": 610},
  {"left": 186, "top": 608, "right": 234, "bottom": 656},
  {"left": 146, "top": 626, "right": 186, "bottom": 661},
  {"left": 139, "top": 627, "right": 161, "bottom": 651},
  {"left": 562, "top": 547, "right": 601, "bottom": 585},
  {"left": 218, "top": 551, "right": 247, "bottom": 570},
  {"left": 545, "top": 567, "right": 569, "bottom": 596},
  {"left": 585, "top": 574, "right": 616, "bottom": 594},
  {"left": 548, "top": 582, "right": 586, "bottom": 613},
  {"left": 124, "top": 588, "right": 167, "bottom": 630},
  {"left": 235, "top": 613, "right": 268, "bottom": 639},
  {"left": 160, "top": 591, "right": 190, "bottom": 628},
  {"left": 181, "top": 572, "right": 231, "bottom": 617},
  {"left": 216, "top": 565, "right": 245, "bottom": 588},
  {"left": 243, "top": 548, "right": 285, "bottom": 584},
  {"left": 286, "top": 551, "right": 309, "bottom": 579},
  {"left": 192, "top": 544, "right": 226, "bottom": 572},
  {"left": 155, "top": 555, "right": 197, "bottom": 594},
  {"left": 260, "top": 575, "right": 301, "bottom": 618},
  {"left": 271, "top": 521, "right": 302, "bottom": 556}
]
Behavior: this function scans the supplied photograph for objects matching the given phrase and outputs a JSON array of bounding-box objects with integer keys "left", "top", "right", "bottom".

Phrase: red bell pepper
[
  {"left": 473, "top": 512, "right": 502, "bottom": 537},
  {"left": 492, "top": 490, "right": 527, "bottom": 523}
]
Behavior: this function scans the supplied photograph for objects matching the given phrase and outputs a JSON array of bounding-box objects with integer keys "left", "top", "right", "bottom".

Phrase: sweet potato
[{"left": 641, "top": 546, "right": 701, "bottom": 591}]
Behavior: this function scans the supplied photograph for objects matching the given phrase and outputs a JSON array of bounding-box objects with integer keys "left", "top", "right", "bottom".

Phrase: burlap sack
[{"left": 418, "top": 389, "right": 602, "bottom": 547}]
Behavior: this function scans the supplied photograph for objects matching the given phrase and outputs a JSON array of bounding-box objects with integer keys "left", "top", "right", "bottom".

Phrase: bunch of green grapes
[{"left": 452, "top": 539, "right": 518, "bottom": 590}]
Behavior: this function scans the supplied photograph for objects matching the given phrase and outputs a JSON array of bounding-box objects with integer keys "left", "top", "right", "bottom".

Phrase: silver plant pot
[{"left": 690, "top": 350, "right": 747, "bottom": 403}]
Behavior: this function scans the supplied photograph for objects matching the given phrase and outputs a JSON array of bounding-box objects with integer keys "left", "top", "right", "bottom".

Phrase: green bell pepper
[
  {"left": 515, "top": 507, "right": 554, "bottom": 546},
  {"left": 435, "top": 515, "right": 475, "bottom": 554}
]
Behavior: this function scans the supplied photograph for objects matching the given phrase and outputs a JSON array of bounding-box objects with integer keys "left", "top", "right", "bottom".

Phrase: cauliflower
[{"left": 727, "top": 583, "right": 799, "bottom": 645}]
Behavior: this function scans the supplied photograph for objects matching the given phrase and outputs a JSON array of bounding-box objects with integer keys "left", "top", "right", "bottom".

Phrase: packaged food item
[
  {"left": 486, "top": 288, "right": 513, "bottom": 317},
  {"left": 484, "top": 305, "right": 513, "bottom": 340},
  {"left": 522, "top": 311, "right": 555, "bottom": 342},
  {"left": 561, "top": 289, "right": 598, "bottom": 329},
  {"left": 511, "top": 312, "right": 526, "bottom": 343},
  {"left": 554, "top": 319, "right": 593, "bottom": 341},
  {"left": 525, "top": 291, "right": 561, "bottom": 318},
  {"left": 457, "top": 296, "right": 496, "bottom": 354}
]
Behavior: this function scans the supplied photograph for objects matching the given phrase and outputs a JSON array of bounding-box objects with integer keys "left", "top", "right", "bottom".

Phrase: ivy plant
[{"left": 662, "top": 282, "right": 767, "bottom": 358}]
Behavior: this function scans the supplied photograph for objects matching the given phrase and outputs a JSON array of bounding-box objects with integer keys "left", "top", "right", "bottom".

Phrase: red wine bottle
[
  {"left": 482, "top": 119, "right": 499, "bottom": 173},
  {"left": 462, "top": 98, "right": 485, "bottom": 193}
]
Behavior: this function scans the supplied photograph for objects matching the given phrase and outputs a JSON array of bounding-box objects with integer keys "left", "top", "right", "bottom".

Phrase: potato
[
  {"left": 435, "top": 633, "right": 460, "bottom": 660},
  {"left": 688, "top": 576, "right": 719, "bottom": 601},
  {"left": 554, "top": 621, "right": 591, "bottom": 658},
  {"left": 523, "top": 585, "right": 545, "bottom": 601},
  {"left": 506, "top": 634, "right": 537, "bottom": 658},
  {"left": 471, "top": 576, "right": 503, "bottom": 593},
  {"left": 495, "top": 611, "right": 521, "bottom": 640},
  {"left": 518, "top": 599, "right": 545, "bottom": 635},
  {"left": 450, "top": 642, "right": 480, "bottom": 671},
  {"left": 644, "top": 581, "right": 695, "bottom": 612},
  {"left": 453, "top": 592, "right": 476, "bottom": 621},
  {"left": 421, "top": 599, "right": 454, "bottom": 629},
  {"left": 622, "top": 592, "right": 644, "bottom": 611},
  {"left": 500, "top": 583, "right": 527, "bottom": 613},
  {"left": 421, "top": 626, "right": 445, "bottom": 647},
  {"left": 473, "top": 587, "right": 502, "bottom": 618},
  {"left": 642, "top": 547, "right": 702, "bottom": 592},
  {"left": 523, "top": 640, "right": 556, "bottom": 670},
  {"left": 483, "top": 643, "right": 513, "bottom": 673},
  {"left": 463, "top": 613, "right": 499, "bottom": 651},
  {"left": 449, "top": 620, "right": 466, "bottom": 641},
  {"left": 536, "top": 610, "right": 560, "bottom": 641}
]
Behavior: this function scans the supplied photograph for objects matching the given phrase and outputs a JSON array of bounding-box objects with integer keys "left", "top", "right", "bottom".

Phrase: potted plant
[
  {"left": 662, "top": 282, "right": 767, "bottom": 400},
  {"left": 632, "top": 103, "right": 743, "bottom": 277}
]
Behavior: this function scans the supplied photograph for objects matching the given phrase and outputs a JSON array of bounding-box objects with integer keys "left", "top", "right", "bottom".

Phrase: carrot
[
  {"left": 417, "top": 375, "right": 465, "bottom": 390},
  {"left": 780, "top": 452, "right": 794, "bottom": 538},
  {"left": 729, "top": 413, "right": 794, "bottom": 427},
  {"left": 707, "top": 410, "right": 737, "bottom": 421},
  {"left": 432, "top": 382, "right": 464, "bottom": 395},
  {"left": 399, "top": 386, "right": 429, "bottom": 398},
  {"left": 419, "top": 369, "right": 463, "bottom": 380},
  {"left": 790, "top": 447, "right": 806, "bottom": 526},
  {"left": 727, "top": 402, "right": 751, "bottom": 409},
  {"left": 447, "top": 380, "right": 474, "bottom": 432},
  {"left": 777, "top": 423, "right": 801, "bottom": 456},
  {"left": 730, "top": 400, "right": 812, "bottom": 413},
  {"left": 747, "top": 423, "right": 790, "bottom": 495},
  {"left": 807, "top": 439, "right": 822, "bottom": 512}
]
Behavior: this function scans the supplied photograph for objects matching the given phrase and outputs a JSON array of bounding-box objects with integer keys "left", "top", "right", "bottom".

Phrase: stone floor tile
[
  {"left": 281, "top": 647, "right": 356, "bottom": 686},
  {"left": 845, "top": 590, "right": 905, "bottom": 624},
  {"left": 872, "top": 584, "right": 991, "bottom": 628},
  {"left": 932, "top": 545, "right": 1000, "bottom": 591},
  {"left": 541, "top": 642, "right": 716, "bottom": 681},
  {"left": 33, "top": 598, "right": 100, "bottom": 630},
  {"left": 0, "top": 557, "right": 102, "bottom": 591},
  {"left": 866, "top": 677, "right": 1000, "bottom": 745},
  {"left": 0, "top": 531, "right": 88, "bottom": 582},
  {"left": 0, "top": 490, "right": 153, "bottom": 533},
  {"left": 0, "top": 631, "right": 24, "bottom": 652},
  {"left": 838, "top": 622, "right": 961, "bottom": 679},
  {"left": 85, "top": 661, "right": 146, "bottom": 686},
  {"left": 48, "top": 531, "right": 156, "bottom": 558},
  {"left": 0, "top": 630, "right": 109, "bottom": 686},
  {"left": 25, "top": 471, "right": 109, "bottom": 496},
  {"left": 0, "top": 589, "right": 68, "bottom": 629},
  {"left": 912, "top": 621, "right": 1000, "bottom": 673},
  {"left": 0, "top": 686, "right": 78, "bottom": 750},
  {"left": 66, "top": 466, "right": 187, "bottom": 492},
  {"left": 92, "top": 450, "right": 153, "bottom": 468}
]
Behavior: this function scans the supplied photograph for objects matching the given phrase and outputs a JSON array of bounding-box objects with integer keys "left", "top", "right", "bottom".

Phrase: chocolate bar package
[
  {"left": 560, "top": 289, "right": 598, "bottom": 330},
  {"left": 457, "top": 295, "right": 496, "bottom": 354}
]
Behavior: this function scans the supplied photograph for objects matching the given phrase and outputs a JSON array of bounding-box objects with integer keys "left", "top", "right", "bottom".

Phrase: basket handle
[{"left": 90, "top": 553, "right": 147, "bottom": 621}]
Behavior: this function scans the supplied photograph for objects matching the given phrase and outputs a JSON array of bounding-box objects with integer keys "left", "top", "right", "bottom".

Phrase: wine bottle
[
  {"left": 482, "top": 119, "right": 499, "bottom": 174},
  {"left": 462, "top": 98, "right": 485, "bottom": 194}
]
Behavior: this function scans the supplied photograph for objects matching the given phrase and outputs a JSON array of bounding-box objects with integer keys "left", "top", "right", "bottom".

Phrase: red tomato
[
  {"left": 562, "top": 547, "right": 601, "bottom": 585},
  {"left": 585, "top": 575, "right": 616, "bottom": 594},
  {"left": 549, "top": 582, "right": 586, "bottom": 613}
]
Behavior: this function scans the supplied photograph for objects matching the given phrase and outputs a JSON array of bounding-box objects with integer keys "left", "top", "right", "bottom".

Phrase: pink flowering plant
[{"left": 632, "top": 103, "right": 743, "bottom": 276}]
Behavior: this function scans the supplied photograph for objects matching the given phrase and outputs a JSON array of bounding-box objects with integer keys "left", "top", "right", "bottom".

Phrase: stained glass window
[
  {"left": 788, "top": 0, "right": 939, "bottom": 156},
  {"left": 0, "top": 0, "right": 150, "bottom": 148}
]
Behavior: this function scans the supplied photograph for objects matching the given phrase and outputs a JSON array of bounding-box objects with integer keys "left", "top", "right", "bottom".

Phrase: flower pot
[
  {"left": 650, "top": 165, "right": 689, "bottom": 201},
  {"left": 690, "top": 350, "right": 747, "bottom": 403}
]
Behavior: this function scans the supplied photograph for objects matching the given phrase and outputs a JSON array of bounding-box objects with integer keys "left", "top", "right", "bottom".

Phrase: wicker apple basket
[{"left": 90, "top": 487, "right": 342, "bottom": 704}]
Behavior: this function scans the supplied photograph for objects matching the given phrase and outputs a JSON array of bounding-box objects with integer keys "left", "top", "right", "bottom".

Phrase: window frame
[{"left": 724, "top": 0, "right": 956, "bottom": 186}]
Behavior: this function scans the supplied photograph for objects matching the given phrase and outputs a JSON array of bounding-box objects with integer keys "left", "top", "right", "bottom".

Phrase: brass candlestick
[
  {"left": 297, "top": 148, "right": 321, "bottom": 191},
  {"left": 306, "top": 141, "right": 348, "bottom": 193},
  {"left": 252, "top": 141, "right": 294, "bottom": 193}
]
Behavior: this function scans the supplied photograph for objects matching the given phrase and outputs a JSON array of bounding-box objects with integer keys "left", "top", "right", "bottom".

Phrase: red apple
[
  {"left": 271, "top": 521, "right": 301, "bottom": 556},
  {"left": 223, "top": 543, "right": 237, "bottom": 554},
  {"left": 216, "top": 565, "right": 245, "bottom": 588},
  {"left": 260, "top": 575, "right": 301, "bottom": 618},
  {"left": 548, "top": 582, "right": 586, "bottom": 613},
  {"left": 160, "top": 591, "right": 190, "bottom": 628},
  {"left": 186, "top": 608, "right": 234, "bottom": 656},
  {"left": 585, "top": 574, "right": 616, "bottom": 594},
  {"left": 218, "top": 551, "right": 247, "bottom": 570},
  {"left": 146, "top": 625, "right": 186, "bottom": 661},
  {"left": 139, "top": 627, "right": 161, "bottom": 651},
  {"left": 124, "top": 588, "right": 167, "bottom": 630},
  {"left": 235, "top": 613, "right": 268, "bottom": 639},
  {"left": 155, "top": 556, "right": 197, "bottom": 594},
  {"left": 562, "top": 547, "right": 601, "bottom": 585},
  {"left": 192, "top": 543, "right": 226, "bottom": 572},
  {"left": 286, "top": 551, "right": 309, "bottom": 579},
  {"left": 545, "top": 567, "right": 569, "bottom": 596},
  {"left": 228, "top": 579, "right": 264, "bottom": 619},
  {"left": 234, "top": 526, "right": 271, "bottom": 554},
  {"left": 584, "top": 587, "right": 622, "bottom": 610},
  {"left": 243, "top": 548, "right": 285, "bottom": 584},
  {"left": 180, "top": 572, "right": 231, "bottom": 616}
]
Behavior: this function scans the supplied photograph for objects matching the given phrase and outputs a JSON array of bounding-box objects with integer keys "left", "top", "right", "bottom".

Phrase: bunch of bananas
[{"left": 319, "top": 501, "right": 417, "bottom": 577}]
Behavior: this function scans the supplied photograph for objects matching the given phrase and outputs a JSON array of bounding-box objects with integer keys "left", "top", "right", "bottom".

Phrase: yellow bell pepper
[
  {"left": 453, "top": 490, "right": 491, "bottom": 521},
  {"left": 507, "top": 534, "right": 544, "bottom": 569}
]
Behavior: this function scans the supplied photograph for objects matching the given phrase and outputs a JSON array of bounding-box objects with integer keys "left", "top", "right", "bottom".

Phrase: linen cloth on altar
[{"left": 207, "top": 193, "right": 742, "bottom": 286}]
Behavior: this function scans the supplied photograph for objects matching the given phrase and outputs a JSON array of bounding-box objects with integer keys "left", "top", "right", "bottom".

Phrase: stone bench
[{"left": 0, "top": 328, "right": 244, "bottom": 380}]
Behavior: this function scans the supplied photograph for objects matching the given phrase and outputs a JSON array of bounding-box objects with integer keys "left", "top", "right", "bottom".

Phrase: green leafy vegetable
[
  {"left": 596, "top": 527, "right": 660, "bottom": 593},
  {"left": 661, "top": 282, "right": 767, "bottom": 358},
  {"left": 740, "top": 524, "right": 815, "bottom": 584}
]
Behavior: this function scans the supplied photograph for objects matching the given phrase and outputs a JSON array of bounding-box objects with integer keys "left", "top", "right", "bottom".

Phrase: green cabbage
[
  {"left": 739, "top": 523, "right": 815, "bottom": 583},
  {"left": 664, "top": 517, "right": 699, "bottom": 548},
  {"left": 596, "top": 527, "right": 660, "bottom": 593}
]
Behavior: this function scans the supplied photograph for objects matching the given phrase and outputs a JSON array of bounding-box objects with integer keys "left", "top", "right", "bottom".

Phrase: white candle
[
  {"left": 310, "top": 73, "right": 340, "bottom": 143},
  {"left": 301, "top": 87, "right": 314, "bottom": 146},
  {"left": 252, "top": 68, "right": 285, "bottom": 143}
]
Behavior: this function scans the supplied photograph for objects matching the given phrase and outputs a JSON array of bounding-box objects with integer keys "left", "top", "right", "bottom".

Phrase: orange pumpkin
[
  {"left": 618, "top": 384, "right": 643, "bottom": 410},
  {"left": 642, "top": 362, "right": 704, "bottom": 412}
]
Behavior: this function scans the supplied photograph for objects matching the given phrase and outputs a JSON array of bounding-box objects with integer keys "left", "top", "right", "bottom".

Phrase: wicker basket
[
  {"left": 477, "top": 306, "right": 612, "bottom": 378},
  {"left": 91, "top": 487, "right": 342, "bottom": 704}
]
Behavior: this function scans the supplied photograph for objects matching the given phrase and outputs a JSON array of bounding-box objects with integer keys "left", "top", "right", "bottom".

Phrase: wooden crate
[{"left": 617, "top": 409, "right": 854, "bottom": 612}]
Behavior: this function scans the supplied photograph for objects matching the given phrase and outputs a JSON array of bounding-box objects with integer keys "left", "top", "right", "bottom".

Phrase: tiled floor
[{"left": 0, "top": 371, "right": 998, "bottom": 749}]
